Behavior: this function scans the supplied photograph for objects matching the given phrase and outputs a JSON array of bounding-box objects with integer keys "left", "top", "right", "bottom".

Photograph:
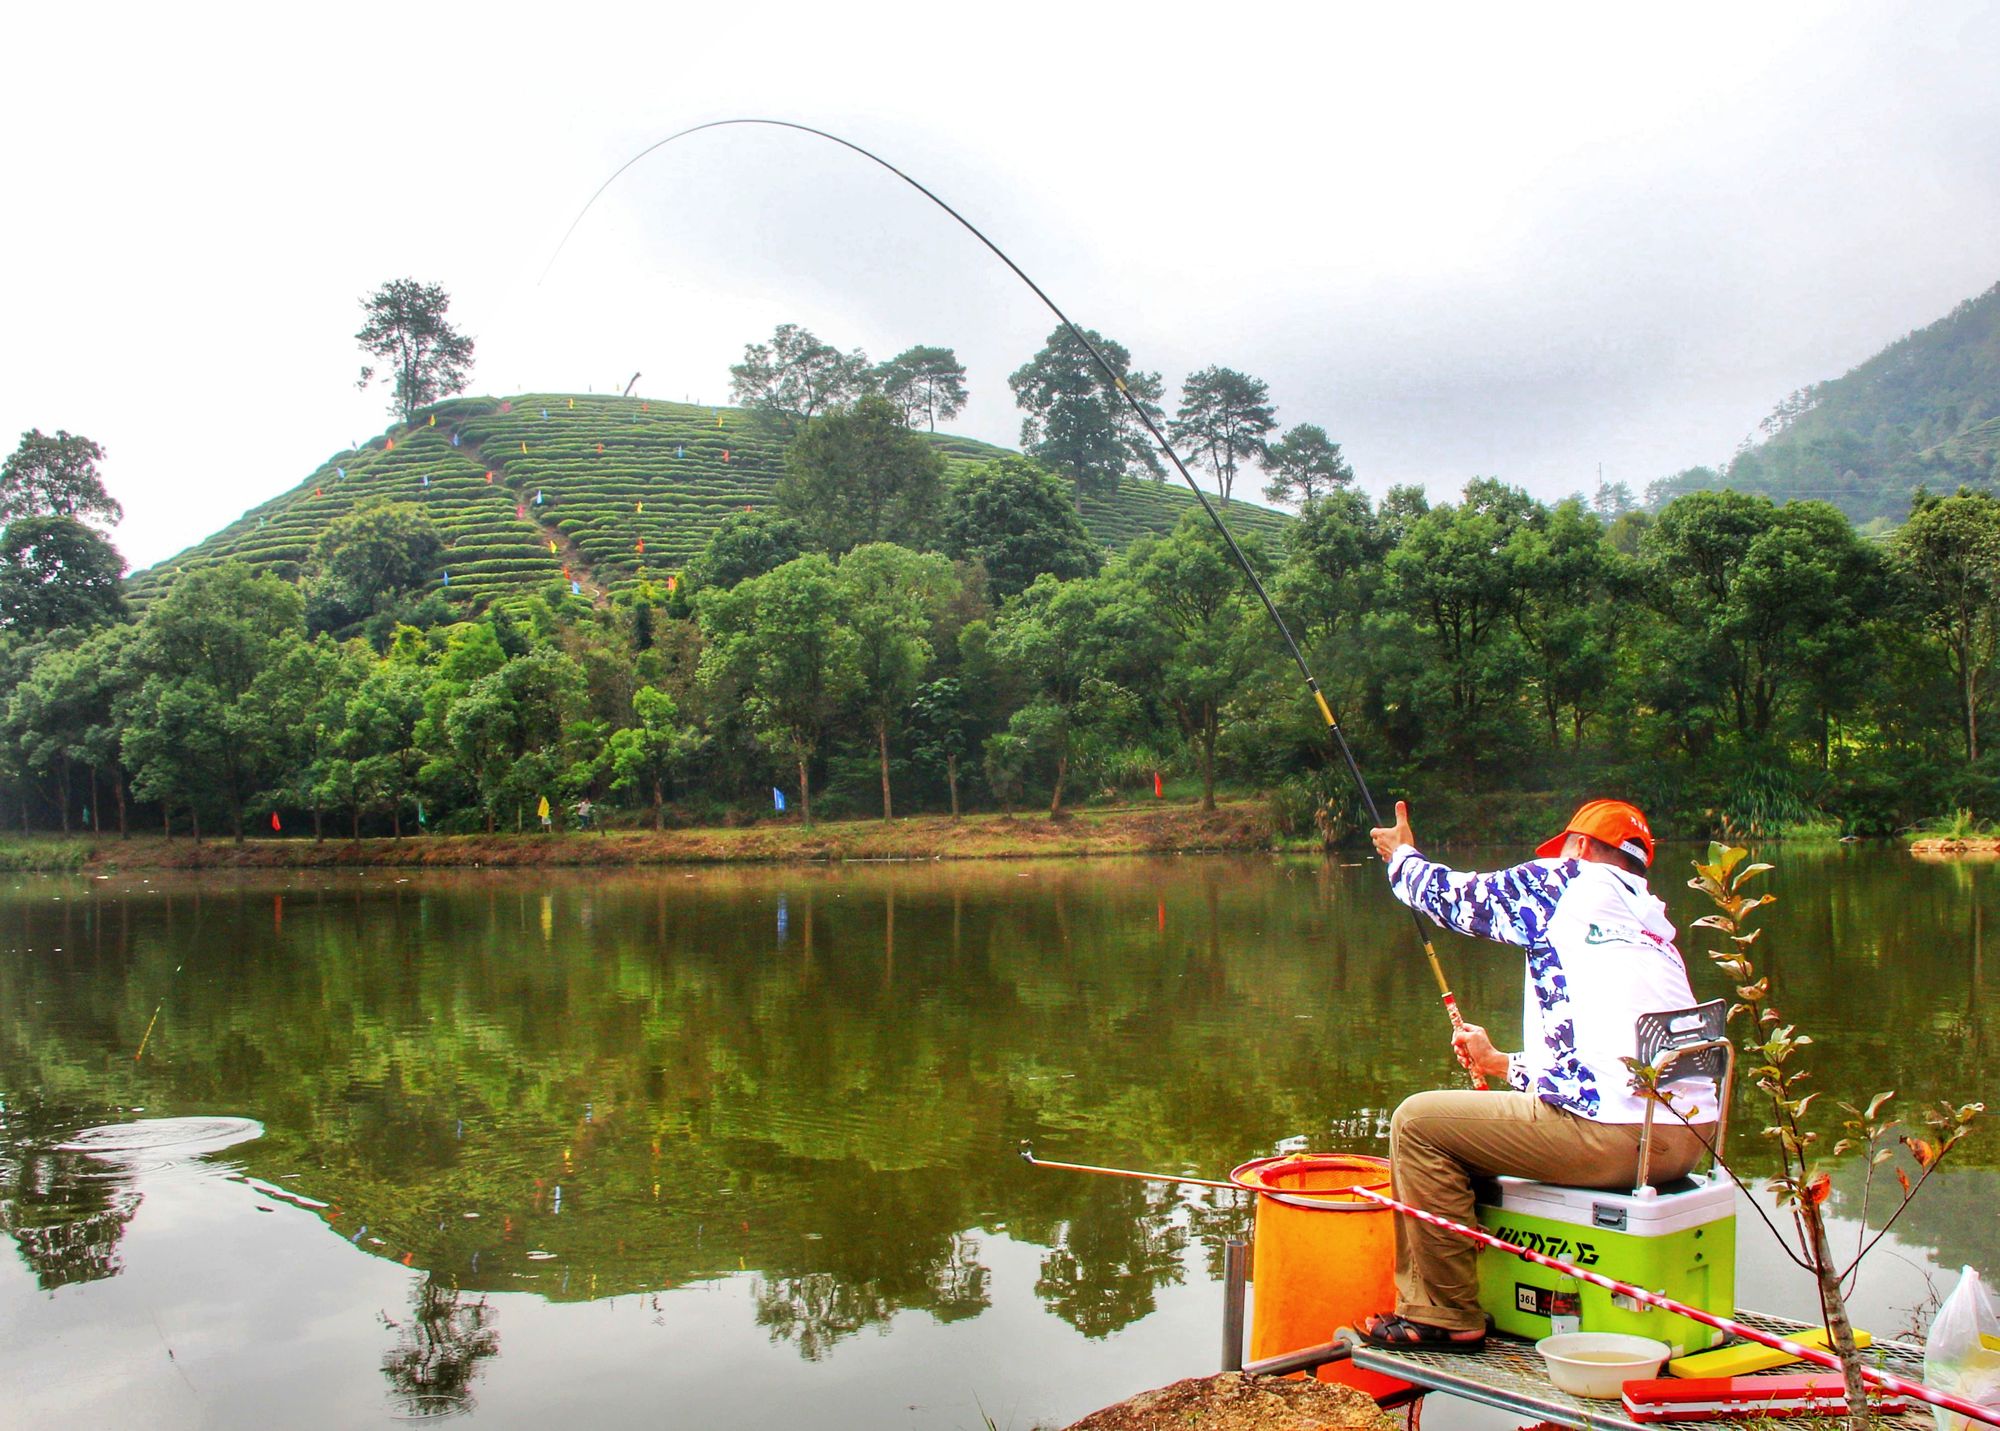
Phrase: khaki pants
[{"left": 1388, "top": 1090, "right": 1712, "bottom": 1332}]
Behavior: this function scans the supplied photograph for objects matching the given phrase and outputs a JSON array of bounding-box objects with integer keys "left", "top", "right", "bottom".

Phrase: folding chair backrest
[{"left": 1634, "top": 999, "right": 1728, "bottom": 1086}]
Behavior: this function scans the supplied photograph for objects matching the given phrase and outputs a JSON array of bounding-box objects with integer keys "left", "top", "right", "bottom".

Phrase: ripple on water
[{"left": 58, "top": 1116, "right": 263, "bottom": 1174}]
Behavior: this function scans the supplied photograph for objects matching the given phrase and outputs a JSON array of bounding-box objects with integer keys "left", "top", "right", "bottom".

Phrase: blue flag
[
  {"left": 335, "top": 466, "right": 345, "bottom": 479},
  {"left": 442, "top": 570, "right": 450, "bottom": 586},
  {"left": 772, "top": 787, "right": 787, "bottom": 812},
  {"left": 451, "top": 431, "right": 461, "bottom": 447},
  {"left": 571, "top": 580, "right": 581, "bottom": 596}
]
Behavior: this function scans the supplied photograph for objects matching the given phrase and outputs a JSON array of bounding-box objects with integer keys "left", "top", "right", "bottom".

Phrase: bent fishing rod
[{"left": 546, "top": 118, "right": 1483, "bottom": 1087}]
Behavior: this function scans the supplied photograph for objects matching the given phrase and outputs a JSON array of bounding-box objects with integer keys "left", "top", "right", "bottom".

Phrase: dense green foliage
[
  {"left": 12, "top": 454, "right": 2000, "bottom": 838},
  {"left": 1650, "top": 281, "right": 2000, "bottom": 524}
]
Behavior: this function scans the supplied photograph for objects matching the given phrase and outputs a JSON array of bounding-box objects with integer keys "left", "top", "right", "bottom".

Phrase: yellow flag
[
  {"left": 428, "top": 414, "right": 436, "bottom": 426},
  {"left": 567, "top": 397, "right": 575, "bottom": 409},
  {"left": 520, "top": 441, "right": 528, "bottom": 455},
  {"left": 537, "top": 796, "right": 550, "bottom": 819},
  {"left": 549, "top": 539, "right": 557, "bottom": 554},
  {"left": 636, "top": 501, "right": 643, "bottom": 514},
  {"left": 715, "top": 411, "right": 723, "bottom": 427}
]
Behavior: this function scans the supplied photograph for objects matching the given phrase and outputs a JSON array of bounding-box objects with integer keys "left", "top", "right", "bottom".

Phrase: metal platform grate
[{"left": 1348, "top": 1310, "right": 1935, "bottom": 1431}]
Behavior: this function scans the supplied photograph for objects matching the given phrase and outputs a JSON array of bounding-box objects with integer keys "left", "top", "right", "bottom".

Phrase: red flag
[
  {"left": 596, "top": 442, "right": 604, "bottom": 454},
  {"left": 636, "top": 538, "right": 645, "bottom": 553},
  {"left": 386, "top": 437, "right": 395, "bottom": 451},
  {"left": 271, "top": 811, "right": 282, "bottom": 832},
  {"left": 516, "top": 504, "right": 525, "bottom": 518},
  {"left": 314, "top": 486, "right": 322, "bottom": 497},
  {"left": 1154, "top": 771, "right": 1163, "bottom": 798},
  {"left": 722, "top": 449, "right": 730, "bottom": 463},
  {"left": 485, "top": 470, "right": 494, "bottom": 483}
]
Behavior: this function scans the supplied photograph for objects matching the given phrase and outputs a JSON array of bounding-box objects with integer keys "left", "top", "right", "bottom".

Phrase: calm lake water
[{"left": 1, "top": 847, "right": 1994, "bottom": 1429}]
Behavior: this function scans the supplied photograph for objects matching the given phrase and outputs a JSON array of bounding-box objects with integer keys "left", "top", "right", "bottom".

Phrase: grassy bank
[{"left": 0, "top": 802, "right": 1279, "bottom": 872}]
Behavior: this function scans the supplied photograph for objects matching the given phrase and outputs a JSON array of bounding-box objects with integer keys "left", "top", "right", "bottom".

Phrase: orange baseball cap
[{"left": 1535, "top": 799, "right": 1655, "bottom": 868}]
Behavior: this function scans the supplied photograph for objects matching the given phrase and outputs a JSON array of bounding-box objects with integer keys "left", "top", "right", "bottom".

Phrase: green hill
[
  {"left": 1651, "top": 281, "right": 2000, "bottom": 524},
  {"left": 125, "top": 394, "right": 1292, "bottom": 609}
]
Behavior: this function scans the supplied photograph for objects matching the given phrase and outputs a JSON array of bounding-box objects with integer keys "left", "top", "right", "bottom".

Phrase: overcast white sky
[{"left": 6, "top": 2, "right": 1997, "bottom": 571}]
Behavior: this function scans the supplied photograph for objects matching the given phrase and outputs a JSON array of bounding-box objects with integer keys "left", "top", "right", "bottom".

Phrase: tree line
[
  {"left": 7, "top": 401, "right": 2000, "bottom": 842},
  {"left": 731, "top": 319, "right": 1351, "bottom": 510}
]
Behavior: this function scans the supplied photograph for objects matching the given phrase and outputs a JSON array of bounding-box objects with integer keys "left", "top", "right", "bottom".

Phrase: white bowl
[{"left": 1534, "top": 1332, "right": 1671, "bottom": 1399}]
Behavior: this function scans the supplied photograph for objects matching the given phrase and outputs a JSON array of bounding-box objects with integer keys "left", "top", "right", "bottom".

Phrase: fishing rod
[
  {"left": 1016, "top": 1142, "right": 1385, "bottom": 1200},
  {"left": 1020, "top": 1146, "right": 2000, "bottom": 1428},
  {"left": 546, "top": 118, "right": 1484, "bottom": 1087}
]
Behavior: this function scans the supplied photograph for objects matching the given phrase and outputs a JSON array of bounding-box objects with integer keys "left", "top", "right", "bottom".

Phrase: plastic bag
[{"left": 1927, "top": 1264, "right": 2000, "bottom": 1431}]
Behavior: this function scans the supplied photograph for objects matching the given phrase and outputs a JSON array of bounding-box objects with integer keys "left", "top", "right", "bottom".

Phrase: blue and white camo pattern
[{"left": 1387, "top": 853, "right": 1602, "bottom": 1117}]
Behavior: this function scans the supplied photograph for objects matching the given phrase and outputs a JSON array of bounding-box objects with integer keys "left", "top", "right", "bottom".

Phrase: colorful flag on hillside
[
  {"left": 485, "top": 470, "right": 493, "bottom": 482},
  {"left": 715, "top": 410, "right": 723, "bottom": 427},
  {"left": 520, "top": 441, "right": 528, "bottom": 454},
  {"left": 417, "top": 801, "right": 426, "bottom": 827},
  {"left": 428, "top": 414, "right": 436, "bottom": 426},
  {"left": 271, "top": 811, "right": 282, "bottom": 832},
  {"left": 387, "top": 437, "right": 395, "bottom": 451},
  {"left": 549, "top": 539, "right": 558, "bottom": 554},
  {"left": 635, "top": 501, "right": 642, "bottom": 513},
  {"left": 636, "top": 538, "right": 645, "bottom": 553},
  {"left": 667, "top": 574, "right": 678, "bottom": 593},
  {"left": 596, "top": 443, "right": 604, "bottom": 454},
  {"left": 722, "top": 449, "right": 730, "bottom": 463},
  {"left": 500, "top": 400, "right": 512, "bottom": 413},
  {"left": 772, "top": 788, "right": 787, "bottom": 812},
  {"left": 314, "top": 486, "right": 322, "bottom": 497},
  {"left": 570, "top": 580, "right": 581, "bottom": 596},
  {"left": 541, "top": 408, "right": 548, "bottom": 420},
  {"left": 517, "top": 504, "right": 526, "bottom": 518},
  {"left": 452, "top": 431, "right": 461, "bottom": 446},
  {"left": 442, "top": 570, "right": 450, "bottom": 586},
  {"left": 641, "top": 402, "right": 649, "bottom": 412},
  {"left": 537, "top": 796, "right": 551, "bottom": 827},
  {"left": 335, "top": 467, "right": 345, "bottom": 479},
  {"left": 1154, "top": 771, "right": 1163, "bottom": 798},
  {"left": 675, "top": 446, "right": 683, "bottom": 459},
  {"left": 567, "top": 398, "right": 574, "bottom": 409},
  {"left": 535, "top": 489, "right": 543, "bottom": 504},
  {"left": 422, "top": 473, "right": 429, "bottom": 487}
]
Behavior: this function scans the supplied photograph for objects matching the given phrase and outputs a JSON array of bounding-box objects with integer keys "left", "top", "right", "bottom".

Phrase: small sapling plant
[{"left": 1628, "top": 843, "right": 1983, "bottom": 1431}]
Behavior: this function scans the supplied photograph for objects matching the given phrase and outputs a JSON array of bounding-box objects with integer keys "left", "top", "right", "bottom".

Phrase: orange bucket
[{"left": 1231, "top": 1153, "right": 1408, "bottom": 1398}]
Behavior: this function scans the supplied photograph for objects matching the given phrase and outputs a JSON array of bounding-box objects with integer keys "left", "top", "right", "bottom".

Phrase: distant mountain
[
  {"left": 1649, "top": 281, "right": 2000, "bottom": 525},
  {"left": 125, "top": 395, "right": 1292, "bottom": 610}
]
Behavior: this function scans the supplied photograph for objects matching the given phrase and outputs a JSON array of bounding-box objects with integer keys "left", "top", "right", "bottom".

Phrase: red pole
[{"left": 1351, "top": 1185, "right": 2000, "bottom": 1428}]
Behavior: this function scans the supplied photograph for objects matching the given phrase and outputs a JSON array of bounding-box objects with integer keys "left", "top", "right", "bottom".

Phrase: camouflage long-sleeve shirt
[{"left": 1386, "top": 846, "right": 1712, "bottom": 1124}]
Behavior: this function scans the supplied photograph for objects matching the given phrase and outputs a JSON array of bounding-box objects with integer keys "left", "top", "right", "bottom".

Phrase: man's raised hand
[{"left": 1370, "top": 800, "right": 1415, "bottom": 863}]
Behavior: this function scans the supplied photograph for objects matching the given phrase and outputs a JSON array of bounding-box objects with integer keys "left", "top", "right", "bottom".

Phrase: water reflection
[
  {"left": 380, "top": 1276, "right": 500, "bottom": 1418},
  {"left": 0, "top": 850, "right": 1994, "bottom": 1427}
]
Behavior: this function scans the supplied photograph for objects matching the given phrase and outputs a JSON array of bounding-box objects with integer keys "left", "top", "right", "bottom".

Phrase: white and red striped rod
[{"left": 1351, "top": 1185, "right": 2000, "bottom": 1429}]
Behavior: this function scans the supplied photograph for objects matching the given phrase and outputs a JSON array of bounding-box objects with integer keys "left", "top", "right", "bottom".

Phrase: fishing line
[{"left": 544, "top": 118, "right": 1483, "bottom": 1086}]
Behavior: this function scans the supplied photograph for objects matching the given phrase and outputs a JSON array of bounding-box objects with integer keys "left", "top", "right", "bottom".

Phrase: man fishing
[{"left": 1357, "top": 798, "right": 1716, "bottom": 1350}]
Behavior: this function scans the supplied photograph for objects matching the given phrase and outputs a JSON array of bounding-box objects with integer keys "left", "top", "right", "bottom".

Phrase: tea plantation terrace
[{"left": 124, "top": 394, "right": 1294, "bottom": 610}]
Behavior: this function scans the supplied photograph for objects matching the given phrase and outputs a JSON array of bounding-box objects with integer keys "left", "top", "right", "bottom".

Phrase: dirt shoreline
[
  {"left": 1908, "top": 837, "right": 2000, "bottom": 858},
  {"left": 0, "top": 803, "right": 1284, "bottom": 871}
]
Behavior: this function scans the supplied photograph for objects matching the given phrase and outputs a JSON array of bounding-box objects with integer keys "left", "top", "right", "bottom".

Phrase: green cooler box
[{"left": 1475, "top": 1173, "right": 1735, "bottom": 1354}]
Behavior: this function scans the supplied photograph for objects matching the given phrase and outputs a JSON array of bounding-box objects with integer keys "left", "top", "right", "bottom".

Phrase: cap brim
[{"left": 1535, "top": 832, "right": 1568, "bottom": 860}]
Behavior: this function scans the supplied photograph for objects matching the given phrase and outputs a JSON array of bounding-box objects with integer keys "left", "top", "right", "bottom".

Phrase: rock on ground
[{"left": 1062, "top": 1372, "right": 1396, "bottom": 1431}]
